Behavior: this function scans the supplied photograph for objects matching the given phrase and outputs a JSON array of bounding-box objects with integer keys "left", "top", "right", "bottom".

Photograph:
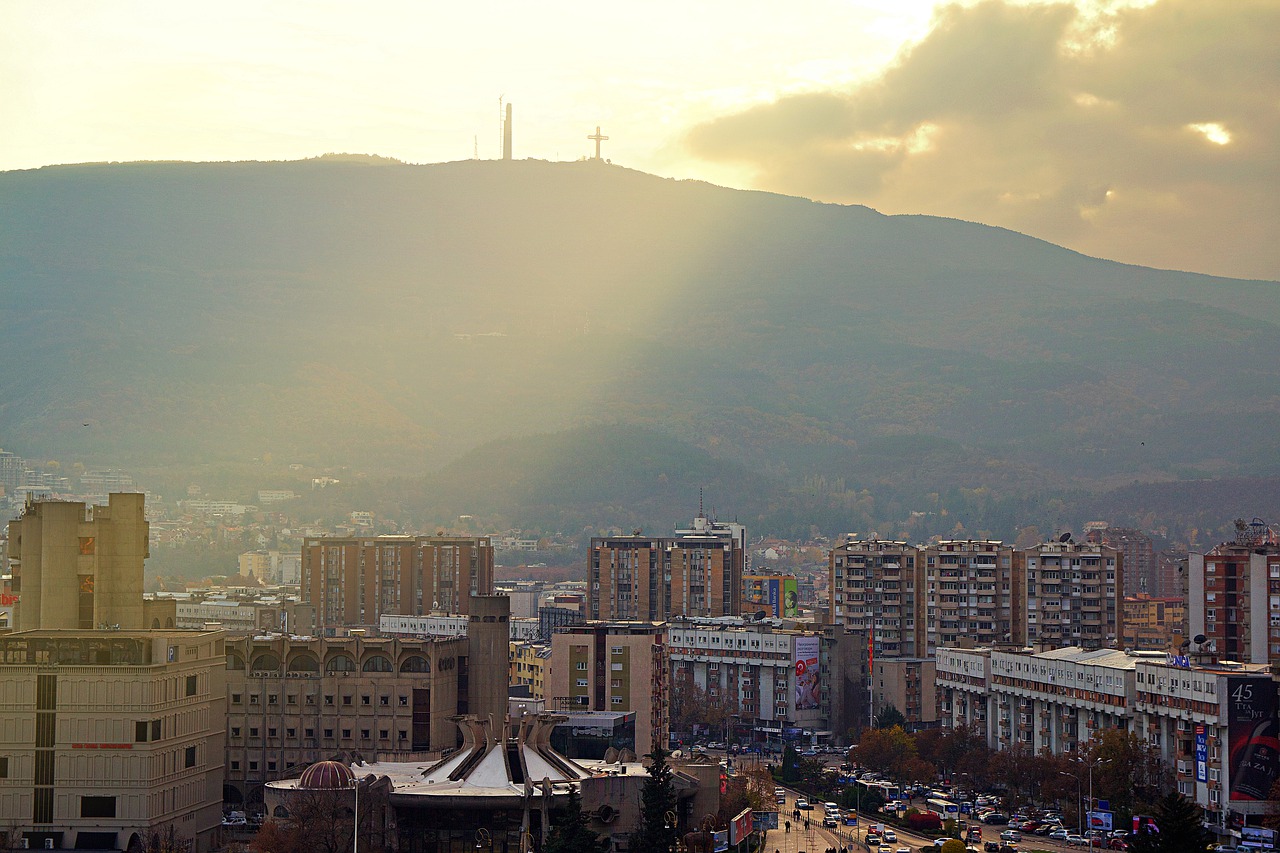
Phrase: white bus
[{"left": 927, "top": 798, "right": 960, "bottom": 820}]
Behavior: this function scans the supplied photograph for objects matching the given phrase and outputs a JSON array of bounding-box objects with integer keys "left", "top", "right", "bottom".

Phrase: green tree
[
  {"left": 941, "top": 839, "right": 967, "bottom": 853},
  {"left": 544, "top": 787, "right": 608, "bottom": 853},
  {"left": 632, "top": 748, "right": 679, "bottom": 853},
  {"left": 780, "top": 743, "right": 801, "bottom": 784},
  {"left": 875, "top": 704, "right": 908, "bottom": 729},
  {"left": 1127, "top": 793, "right": 1212, "bottom": 853}
]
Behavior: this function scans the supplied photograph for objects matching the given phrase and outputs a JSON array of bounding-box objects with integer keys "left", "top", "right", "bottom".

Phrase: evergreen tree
[
  {"left": 781, "top": 743, "right": 801, "bottom": 784},
  {"left": 631, "top": 747, "right": 679, "bottom": 853},
  {"left": 1128, "top": 793, "right": 1213, "bottom": 853},
  {"left": 543, "top": 787, "right": 608, "bottom": 853}
]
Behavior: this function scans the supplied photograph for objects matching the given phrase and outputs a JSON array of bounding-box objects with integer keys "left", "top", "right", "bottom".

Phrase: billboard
[
  {"left": 1088, "top": 812, "right": 1114, "bottom": 832},
  {"left": 1195, "top": 724, "right": 1208, "bottom": 783},
  {"left": 1227, "top": 676, "right": 1280, "bottom": 801},
  {"left": 744, "top": 576, "right": 799, "bottom": 618},
  {"left": 794, "top": 635, "right": 820, "bottom": 710}
]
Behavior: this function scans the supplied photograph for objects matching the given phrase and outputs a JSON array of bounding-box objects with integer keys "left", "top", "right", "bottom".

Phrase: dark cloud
[{"left": 686, "top": 0, "right": 1280, "bottom": 280}]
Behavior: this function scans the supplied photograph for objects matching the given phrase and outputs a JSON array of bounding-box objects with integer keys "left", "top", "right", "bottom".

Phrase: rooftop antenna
[
  {"left": 698, "top": 487, "right": 704, "bottom": 519},
  {"left": 497, "top": 95, "right": 504, "bottom": 159}
]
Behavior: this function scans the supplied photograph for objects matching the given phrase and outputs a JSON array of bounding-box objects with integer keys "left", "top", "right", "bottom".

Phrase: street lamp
[{"left": 1058, "top": 772, "right": 1082, "bottom": 836}]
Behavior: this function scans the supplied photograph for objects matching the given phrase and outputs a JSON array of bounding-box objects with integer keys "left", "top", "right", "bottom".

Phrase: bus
[
  {"left": 865, "top": 780, "right": 904, "bottom": 802},
  {"left": 927, "top": 798, "right": 960, "bottom": 820}
]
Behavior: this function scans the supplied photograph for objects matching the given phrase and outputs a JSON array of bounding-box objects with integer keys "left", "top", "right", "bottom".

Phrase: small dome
[{"left": 298, "top": 761, "right": 354, "bottom": 790}]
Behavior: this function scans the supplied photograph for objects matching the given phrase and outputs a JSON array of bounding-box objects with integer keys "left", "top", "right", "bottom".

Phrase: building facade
[
  {"left": 546, "top": 622, "right": 667, "bottom": 756},
  {"left": 587, "top": 516, "right": 744, "bottom": 621},
  {"left": 921, "top": 540, "right": 1013, "bottom": 653},
  {"left": 8, "top": 493, "right": 149, "bottom": 631},
  {"left": 828, "top": 538, "right": 924, "bottom": 657},
  {"left": 1012, "top": 541, "right": 1123, "bottom": 651},
  {"left": 0, "top": 629, "right": 226, "bottom": 852},
  {"left": 222, "top": 633, "right": 465, "bottom": 805},
  {"left": 1122, "top": 594, "right": 1186, "bottom": 652},
  {"left": 300, "top": 535, "right": 494, "bottom": 633},
  {"left": 1187, "top": 537, "right": 1280, "bottom": 667}
]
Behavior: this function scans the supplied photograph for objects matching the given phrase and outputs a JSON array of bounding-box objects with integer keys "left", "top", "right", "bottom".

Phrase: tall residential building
[
  {"left": 587, "top": 516, "right": 744, "bottom": 621},
  {"left": 0, "top": 629, "right": 226, "bottom": 852},
  {"left": 7, "top": 493, "right": 148, "bottom": 631},
  {"left": 828, "top": 538, "right": 924, "bottom": 657},
  {"left": 920, "top": 540, "right": 1013, "bottom": 653},
  {"left": 1012, "top": 540, "right": 1123, "bottom": 650},
  {"left": 1122, "top": 594, "right": 1186, "bottom": 651},
  {"left": 1087, "top": 526, "right": 1156, "bottom": 596},
  {"left": 546, "top": 621, "right": 668, "bottom": 756},
  {"left": 223, "top": 633, "right": 465, "bottom": 802},
  {"left": 300, "top": 534, "right": 494, "bottom": 633},
  {"left": 1188, "top": 534, "right": 1280, "bottom": 667}
]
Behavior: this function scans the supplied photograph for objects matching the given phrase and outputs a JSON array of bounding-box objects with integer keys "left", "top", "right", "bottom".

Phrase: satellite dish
[
  {"left": 1193, "top": 634, "right": 1207, "bottom": 645},
  {"left": 755, "top": 610, "right": 768, "bottom": 621},
  {"left": 1059, "top": 532, "right": 1072, "bottom": 543}
]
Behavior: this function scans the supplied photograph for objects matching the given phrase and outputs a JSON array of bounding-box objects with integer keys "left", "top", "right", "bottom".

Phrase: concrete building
[
  {"left": 223, "top": 632, "right": 465, "bottom": 806},
  {"left": 0, "top": 629, "right": 226, "bottom": 852},
  {"left": 1087, "top": 527, "right": 1156, "bottom": 597},
  {"left": 828, "top": 538, "right": 925, "bottom": 657},
  {"left": 8, "top": 493, "right": 149, "bottom": 631},
  {"left": 1012, "top": 540, "right": 1123, "bottom": 651},
  {"left": 300, "top": 534, "right": 494, "bottom": 633},
  {"left": 547, "top": 622, "right": 667, "bottom": 756},
  {"left": 510, "top": 641, "right": 551, "bottom": 698},
  {"left": 920, "top": 540, "right": 1013, "bottom": 652},
  {"left": 667, "top": 618, "right": 827, "bottom": 746},
  {"left": 587, "top": 515, "right": 744, "bottom": 621},
  {"left": 1122, "top": 594, "right": 1186, "bottom": 652},
  {"left": 1188, "top": 533, "right": 1280, "bottom": 667}
]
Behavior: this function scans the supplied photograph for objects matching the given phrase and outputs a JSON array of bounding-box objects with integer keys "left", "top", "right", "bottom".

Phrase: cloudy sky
[{"left": 2, "top": 0, "right": 1275, "bottom": 279}]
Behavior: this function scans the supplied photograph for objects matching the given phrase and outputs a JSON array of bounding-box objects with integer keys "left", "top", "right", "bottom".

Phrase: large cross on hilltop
[{"left": 588, "top": 126, "right": 609, "bottom": 160}]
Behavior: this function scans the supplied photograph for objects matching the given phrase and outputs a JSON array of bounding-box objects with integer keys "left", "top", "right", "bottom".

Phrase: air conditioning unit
[
  {"left": 19, "top": 840, "right": 29, "bottom": 849},
  {"left": 44, "top": 841, "right": 53, "bottom": 850}
]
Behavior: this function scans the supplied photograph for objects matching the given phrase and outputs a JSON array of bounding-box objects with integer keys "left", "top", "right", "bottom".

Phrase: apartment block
[
  {"left": 510, "top": 640, "right": 551, "bottom": 698},
  {"left": 588, "top": 516, "right": 744, "bottom": 621},
  {"left": 223, "top": 633, "right": 464, "bottom": 802},
  {"left": 828, "top": 538, "right": 924, "bottom": 657},
  {"left": 300, "top": 534, "right": 494, "bottom": 632},
  {"left": 547, "top": 622, "right": 667, "bottom": 756},
  {"left": 1187, "top": 537, "right": 1280, "bottom": 667},
  {"left": 1122, "top": 594, "right": 1186, "bottom": 652},
  {"left": 1012, "top": 541, "right": 1123, "bottom": 650},
  {"left": 920, "top": 540, "right": 1013, "bottom": 653},
  {"left": 8, "top": 493, "right": 149, "bottom": 631},
  {"left": 0, "top": 629, "right": 226, "bottom": 852}
]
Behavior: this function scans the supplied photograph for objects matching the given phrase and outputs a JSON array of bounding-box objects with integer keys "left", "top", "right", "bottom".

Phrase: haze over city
[{"left": 3, "top": 0, "right": 1276, "bottom": 279}]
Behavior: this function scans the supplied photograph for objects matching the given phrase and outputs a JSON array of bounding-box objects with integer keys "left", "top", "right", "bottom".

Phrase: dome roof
[{"left": 298, "top": 760, "right": 354, "bottom": 790}]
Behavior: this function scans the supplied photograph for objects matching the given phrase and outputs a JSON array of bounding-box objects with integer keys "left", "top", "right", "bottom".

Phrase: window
[
  {"left": 342, "top": 696, "right": 352, "bottom": 706},
  {"left": 268, "top": 728, "right": 277, "bottom": 738},
  {"left": 81, "top": 794, "right": 116, "bottom": 818},
  {"left": 249, "top": 761, "right": 258, "bottom": 772},
  {"left": 250, "top": 694, "right": 260, "bottom": 704},
  {"left": 184, "top": 746, "right": 196, "bottom": 768},
  {"left": 342, "top": 729, "right": 352, "bottom": 739},
  {"left": 0, "top": 757, "right": 6, "bottom": 778},
  {"left": 380, "top": 695, "right": 390, "bottom": 706},
  {"left": 611, "top": 696, "right": 623, "bottom": 705},
  {"left": 361, "top": 695, "right": 371, "bottom": 706},
  {"left": 286, "top": 728, "right": 296, "bottom": 739},
  {"left": 231, "top": 693, "right": 242, "bottom": 704},
  {"left": 324, "top": 728, "right": 334, "bottom": 738},
  {"left": 249, "top": 728, "right": 259, "bottom": 738},
  {"left": 287, "top": 694, "right": 297, "bottom": 705},
  {"left": 576, "top": 678, "right": 588, "bottom": 687},
  {"left": 231, "top": 727, "right": 241, "bottom": 738},
  {"left": 325, "top": 695, "right": 335, "bottom": 705},
  {"left": 398, "top": 695, "right": 408, "bottom": 706},
  {"left": 361, "top": 729, "right": 371, "bottom": 739},
  {"left": 398, "top": 730, "right": 407, "bottom": 740},
  {"left": 153, "top": 720, "right": 161, "bottom": 741},
  {"left": 136, "top": 721, "right": 149, "bottom": 743},
  {"left": 185, "top": 675, "right": 198, "bottom": 696},
  {"left": 576, "top": 662, "right": 588, "bottom": 670},
  {"left": 379, "top": 729, "right": 389, "bottom": 739},
  {"left": 268, "top": 694, "right": 278, "bottom": 705},
  {"left": 305, "top": 728, "right": 315, "bottom": 738},
  {"left": 231, "top": 760, "right": 241, "bottom": 771},
  {"left": 305, "top": 694, "right": 315, "bottom": 705},
  {"left": 268, "top": 760, "right": 277, "bottom": 772}
]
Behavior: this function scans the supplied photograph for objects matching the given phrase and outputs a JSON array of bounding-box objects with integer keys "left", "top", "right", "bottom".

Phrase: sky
[{"left": 2, "top": 0, "right": 1276, "bottom": 280}]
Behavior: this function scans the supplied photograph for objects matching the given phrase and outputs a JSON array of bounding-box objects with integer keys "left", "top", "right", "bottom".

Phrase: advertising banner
[
  {"left": 782, "top": 577, "right": 798, "bottom": 617},
  {"left": 744, "top": 576, "right": 799, "bottom": 618},
  {"left": 1227, "top": 677, "right": 1280, "bottom": 801},
  {"left": 1195, "top": 725, "right": 1208, "bottom": 783},
  {"left": 794, "top": 636, "right": 820, "bottom": 710},
  {"left": 1088, "top": 812, "right": 1114, "bottom": 832},
  {"left": 713, "top": 830, "right": 728, "bottom": 852},
  {"left": 729, "top": 809, "right": 753, "bottom": 845}
]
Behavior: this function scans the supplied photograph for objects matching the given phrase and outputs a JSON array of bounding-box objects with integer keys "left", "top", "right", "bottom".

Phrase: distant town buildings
[
  {"left": 588, "top": 515, "right": 745, "bottom": 621},
  {"left": 300, "top": 534, "right": 495, "bottom": 633}
]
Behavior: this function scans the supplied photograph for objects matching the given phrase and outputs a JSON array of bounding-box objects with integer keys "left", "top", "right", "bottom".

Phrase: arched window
[
  {"left": 287, "top": 653, "right": 319, "bottom": 673},
  {"left": 362, "top": 655, "right": 393, "bottom": 672},
  {"left": 400, "top": 656, "right": 431, "bottom": 673},
  {"left": 226, "top": 653, "right": 246, "bottom": 670},
  {"left": 326, "top": 654, "right": 356, "bottom": 673},
  {"left": 250, "top": 653, "right": 280, "bottom": 673}
]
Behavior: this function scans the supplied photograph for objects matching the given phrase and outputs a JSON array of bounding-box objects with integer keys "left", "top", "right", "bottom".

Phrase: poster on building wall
[
  {"left": 794, "top": 635, "right": 820, "bottom": 710},
  {"left": 1194, "top": 725, "right": 1208, "bottom": 783},
  {"left": 1227, "top": 677, "right": 1280, "bottom": 801},
  {"left": 744, "top": 577, "right": 799, "bottom": 618},
  {"left": 782, "top": 577, "right": 798, "bottom": 617}
]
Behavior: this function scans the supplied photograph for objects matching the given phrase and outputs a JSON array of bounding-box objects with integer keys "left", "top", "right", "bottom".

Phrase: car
[
  {"left": 934, "top": 839, "right": 949, "bottom": 849},
  {"left": 1050, "top": 830, "right": 1070, "bottom": 841},
  {"left": 1035, "top": 824, "right": 1058, "bottom": 836},
  {"left": 1000, "top": 846, "right": 1019, "bottom": 853},
  {"left": 866, "top": 834, "right": 882, "bottom": 846},
  {"left": 983, "top": 814, "right": 1010, "bottom": 826},
  {"left": 985, "top": 843, "right": 1001, "bottom": 852},
  {"left": 883, "top": 830, "right": 898, "bottom": 843},
  {"left": 1108, "top": 841, "right": 1129, "bottom": 851},
  {"left": 797, "top": 799, "right": 812, "bottom": 810},
  {"left": 879, "top": 846, "right": 893, "bottom": 853},
  {"left": 1000, "top": 831, "right": 1021, "bottom": 843},
  {"left": 824, "top": 815, "right": 839, "bottom": 828},
  {"left": 1066, "top": 835, "right": 1087, "bottom": 846},
  {"left": 897, "top": 848, "right": 912, "bottom": 853},
  {"left": 1110, "top": 831, "right": 1130, "bottom": 839}
]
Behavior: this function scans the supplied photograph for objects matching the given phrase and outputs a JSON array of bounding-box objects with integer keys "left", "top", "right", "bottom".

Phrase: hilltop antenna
[
  {"left": 497, "top": 96, "right": 503, "bottom": 159},
  {"left": 698, "top": 487, "right": 704, "bottom": 519}
]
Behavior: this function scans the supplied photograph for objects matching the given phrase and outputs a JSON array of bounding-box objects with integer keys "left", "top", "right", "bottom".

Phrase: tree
[
  {"left": 941, "top": 840, "right": 967, "bottom": 853},
  {"left": 632, "top": 747, "right": 679, "bottom": 853},
  {"left": 544, "top": 787, "right": 608, "bottom": 853},
  {"left": 857, "top": 725, "right": 916, "bottom": 778},
  {"left": 138, "top": 826, "right": 192, "bottom": 853},
  {"left": 1128, "top": 793, "right": 1212, "bottom": 853},
  {"left": 875, "top": 704, "right": 907, "bottom": 730}
]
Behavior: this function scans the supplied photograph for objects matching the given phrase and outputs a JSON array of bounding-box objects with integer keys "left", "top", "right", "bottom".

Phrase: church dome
[{"left": 298, "top": 760, "right": 354, "bottom": 790}]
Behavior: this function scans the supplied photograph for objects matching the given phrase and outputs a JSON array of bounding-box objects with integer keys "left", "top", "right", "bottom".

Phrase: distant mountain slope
[{"left": 1, "top": 159, "right": 1277, "bottom": 502}]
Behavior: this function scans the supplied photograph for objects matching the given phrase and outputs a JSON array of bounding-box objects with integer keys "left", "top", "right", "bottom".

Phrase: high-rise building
[
  {"left": 7, "top": 493, "right": 148, "bottom": 631},
  {"left": 546, "top": 621, "right": 667, "bottom": 756},
  {"left": 1087, "top": 526, "right": 1155, "bottom": 596},
  {"left": 0, "top": 629, "right": 226, "bottom": 852},
  {"left": 587, "top": 516, "right": 744, "bottom": 621},
  {"left": 1012, "top": 540, "right": 1123, "bottom": 651},
  {"left": 300, "top": 534, "right": 494, "bottom": 633},
  {"left": 1122, "top": 594, "right": 1186, "bottom": 651},
  {"left": 919, "top": 540, "right": 1013, "bottom": 653},
  {"left": 1188, "top": 533, "right": 1280, "bottom": 667},
  {"left": 828, "top": 538, "right": 924, "bottom": 656}
]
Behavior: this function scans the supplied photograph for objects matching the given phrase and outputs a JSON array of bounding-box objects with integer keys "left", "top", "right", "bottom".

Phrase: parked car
[
  {"left": 983, "top": 814, "right": 1011, "bottom": 825},
  {"left": 1001, "top": 831, "right": 1022, "bottom": 843},
  {"left": 797, "top": 799, "right": 811, "bottom": 810},
  {"left": 985, "top": 844, "right": 1001, "bottom": 853},
  {"left": 1108, "top": 840, "right": 1129, "bottom": 851},
  {"left": 1035, "top": 824, "right": 1059, "bottom": 836},
  {"left": 1049, "top": 830, "right": 1071, "bottom": 841},
  {"left": 1066, "top": 835, "right": 1087, "bottom": 846}
]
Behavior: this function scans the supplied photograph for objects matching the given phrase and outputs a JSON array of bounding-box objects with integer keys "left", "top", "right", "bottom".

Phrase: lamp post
[
  {"left": 1058, "top": 771, "right": 1082, "bottom": 836},
  {"left": 1085, "top": 758, "right": 1110, "bottom": 836}
]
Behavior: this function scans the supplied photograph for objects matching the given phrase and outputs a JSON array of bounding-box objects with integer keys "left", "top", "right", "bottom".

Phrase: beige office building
[
  {"left": 0, "top": 629, "right": 226, "bottom": 852},
  {"left": 223, "top": 633, "right": 465, "bottom": 805},
  {"left": 8, "top": 493, "right": 148, "bottom": 631}
]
